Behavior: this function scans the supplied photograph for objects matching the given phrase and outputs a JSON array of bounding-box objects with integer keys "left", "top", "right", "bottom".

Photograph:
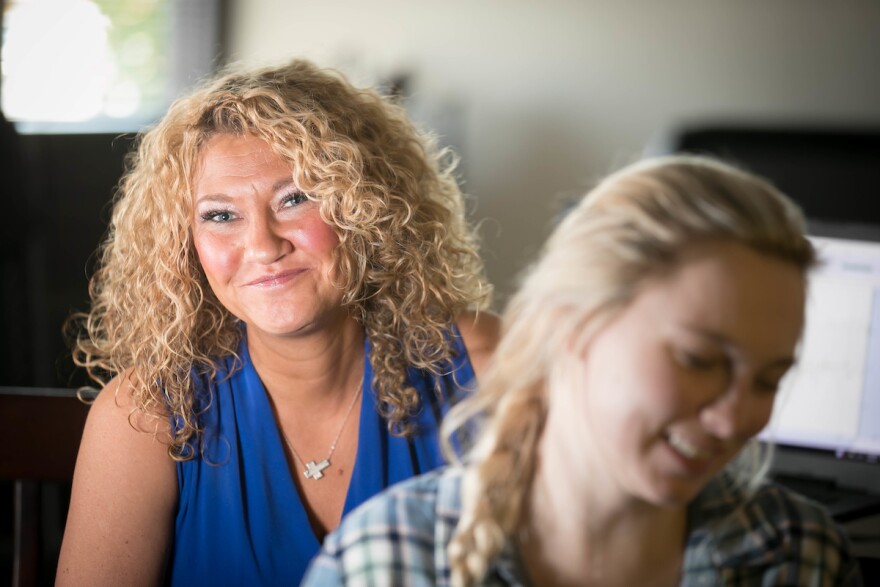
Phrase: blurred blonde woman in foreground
[{"left": 304, "top": 155, "right": 862, "bottom": 586}]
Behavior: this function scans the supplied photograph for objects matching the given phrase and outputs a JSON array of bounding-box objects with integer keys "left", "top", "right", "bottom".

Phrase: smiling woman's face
[
  {"left": 191, "top": 133, "right": 343, "bottom": 338},
  {"left": 565, "top": 240, "right": 806, "bottom": 507}
]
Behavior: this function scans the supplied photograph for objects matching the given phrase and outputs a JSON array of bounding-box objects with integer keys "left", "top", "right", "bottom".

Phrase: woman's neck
[
  {"left": 519, "top": 431, "right": 687, "bottom": 587},
  {"left": 246, "top": 313, "right": 365, "bottom": 412}
]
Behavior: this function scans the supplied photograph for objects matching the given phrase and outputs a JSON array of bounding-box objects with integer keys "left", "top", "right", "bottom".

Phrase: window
[{"left": 1, "top": 0, "right": 222, "bottom": 133}]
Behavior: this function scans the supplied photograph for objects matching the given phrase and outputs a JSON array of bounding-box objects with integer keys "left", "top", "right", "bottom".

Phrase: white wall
[{"left": 228, "top": 0, "right": 880, "bottom": 305}]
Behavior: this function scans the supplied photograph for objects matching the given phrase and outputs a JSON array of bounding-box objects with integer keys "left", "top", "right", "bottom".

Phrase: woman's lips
[
  {"left": 667, "top": 433, "right": 713, "bottom": 460},
  {"left": 665, "top": 433, "right": 722, "bottom": 475},
  {"left": 245, "top": 269, "right": 305, "bottom": 287}
]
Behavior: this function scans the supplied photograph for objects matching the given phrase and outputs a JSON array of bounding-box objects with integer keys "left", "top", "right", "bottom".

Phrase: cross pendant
[{"left": 303, "top": 459, "right": 330, "bottom": 480}]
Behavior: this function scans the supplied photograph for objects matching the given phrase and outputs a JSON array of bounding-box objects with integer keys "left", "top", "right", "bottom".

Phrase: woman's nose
[
  {"left": 245, "top": 215, "right": 291, "bottom": 264},
  {"left": 699, "top": 380, "right": 773, "bottom": 443}
]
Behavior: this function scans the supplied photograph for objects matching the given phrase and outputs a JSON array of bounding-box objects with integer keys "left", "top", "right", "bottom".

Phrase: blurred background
[
  {"left": 2, "top": 0, "right": 879, "bottom": 583},
  {"left": 3, "top": 0, "right": 880, "bottom": 387}
]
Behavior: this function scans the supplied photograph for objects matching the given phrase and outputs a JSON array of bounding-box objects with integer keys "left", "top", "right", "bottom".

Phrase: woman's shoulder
[
  {"left": 88, "top": 370, "right": 171, "bottom": 436},
  {"left": 58, "top": 371, "right": 178, "bottom": 585},
  {"left": 692, "top": 474, "right": 842, "bottom": 528},
  {"left": 748, "top": 482, "right": 846, "bottom": 528},
  {"left": 686, "top": 478, "right": 863, "bottom": 585},
  {"left": 83, "top": 371, "right": 176, "bottom": 472},
  {"left": 455, "top": 310, "right": 501, "bottom": 378},
  {"left": 303, "top": 468, "right": 465, "bottom": 585}
]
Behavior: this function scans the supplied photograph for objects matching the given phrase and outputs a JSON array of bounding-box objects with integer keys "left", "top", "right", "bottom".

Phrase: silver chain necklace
[{"left": 281, "top": 379, "right": 363, "bottom": 481}]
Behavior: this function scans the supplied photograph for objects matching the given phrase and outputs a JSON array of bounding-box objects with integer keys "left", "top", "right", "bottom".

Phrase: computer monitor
[
  {"left": 651, "top": 126, "right": 880, "bottom": 227},
  {"left": 763, "top": 234, "right": 880, "bottom": 500}
]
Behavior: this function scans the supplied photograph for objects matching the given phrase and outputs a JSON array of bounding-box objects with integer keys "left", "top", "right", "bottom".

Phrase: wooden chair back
[{"left": 0, "top": 387, "right": 90, "bottom": 587}]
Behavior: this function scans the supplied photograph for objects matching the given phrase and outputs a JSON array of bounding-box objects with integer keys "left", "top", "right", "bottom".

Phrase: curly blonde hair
[
  {"left": 441, "top": 155, "right": 816, "bottom": 586},
  {"left": 68, "top": 59, "right": 491, "bottom": 458}
]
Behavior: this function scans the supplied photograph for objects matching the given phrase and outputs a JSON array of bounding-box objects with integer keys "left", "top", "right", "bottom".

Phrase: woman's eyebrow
[
  {"left": 195, "top": 177, "right": 295, "bottom": 202},
  {"left": 764, "top": 357, "right": 797, "bottom": 372},
  {"left": 681, "top": 324, "right": 797, "bottom": 367},
  {"left": 272, "top": 177, "right": 297, "bottom": 192},
  {"left": 678, "top": 324, "right": 729, "bottom": 344},
  {"left": 193, "top": 192, "right": 232, "bottom": 205}
]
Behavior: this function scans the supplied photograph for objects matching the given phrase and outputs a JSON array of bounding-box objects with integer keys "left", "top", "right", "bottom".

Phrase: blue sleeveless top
[{"left": 167, "top": 327, "right": 475, "bottom": 586}]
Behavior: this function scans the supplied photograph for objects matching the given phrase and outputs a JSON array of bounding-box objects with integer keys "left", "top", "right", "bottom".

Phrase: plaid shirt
[{"left": 303, "top": 468, "right": 863, "bottom": 586}]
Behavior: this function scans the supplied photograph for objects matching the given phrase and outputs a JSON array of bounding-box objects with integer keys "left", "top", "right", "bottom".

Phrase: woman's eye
[
  {"left": 755, "top": 370, "right": 789, "bottom": 395},
  {"left": 201, "top": 209, "right": 235, "bottom": 223},
  {"left": 280, "top": 191, "right": 309, "bottom": 208},
  {"left": 675, "top": 349, "right": 723, "bottom": 371},
  {"left": 755, "top": 379, "right": 782, "bottom": 394}
]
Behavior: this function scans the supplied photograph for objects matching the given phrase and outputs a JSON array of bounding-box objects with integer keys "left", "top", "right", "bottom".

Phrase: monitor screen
[{"left": 763, "top": 236, "right": 880, "bottom": 467}]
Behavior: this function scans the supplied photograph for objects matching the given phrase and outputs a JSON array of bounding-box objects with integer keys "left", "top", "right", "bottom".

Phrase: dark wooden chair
[{"left": 0, "top": 387, "right": 91, "bottom": 587}]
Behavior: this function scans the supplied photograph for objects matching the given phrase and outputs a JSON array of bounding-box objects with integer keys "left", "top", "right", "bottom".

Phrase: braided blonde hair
[
  {"left": 442, "top": 155, "right": 816, "bottom": 585},
  {"left": 68, "top": 59, "right": 490, "bottom": 458}
]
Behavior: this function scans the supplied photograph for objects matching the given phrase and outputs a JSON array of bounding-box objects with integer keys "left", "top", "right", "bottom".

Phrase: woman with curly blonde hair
[
  {"left": 304, "top": 155, "right": 862, "bottom": 586},
  {"left": 57, "top": 59, "right": 498, "bottom": 586}
]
